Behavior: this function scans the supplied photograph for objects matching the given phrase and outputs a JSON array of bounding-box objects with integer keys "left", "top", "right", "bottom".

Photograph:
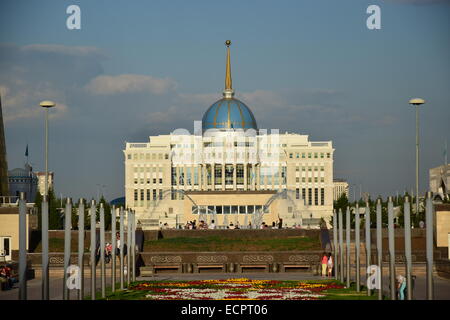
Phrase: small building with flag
[{"left": 8, "top": 163, "right": 38, "bottom": 203}]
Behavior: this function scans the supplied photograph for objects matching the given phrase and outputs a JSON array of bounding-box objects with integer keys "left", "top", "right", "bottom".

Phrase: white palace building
[{"left": 124, "top": 41, "right": 335, "bottom": 230}]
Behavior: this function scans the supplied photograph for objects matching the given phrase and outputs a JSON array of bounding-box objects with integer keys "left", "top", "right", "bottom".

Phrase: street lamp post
[
  {"left": 409, "top": 98, "right": 425, "bottom": 220},
  {"left": 39, "top": 100, "right": 55, "bottom": 300},
  {"left": 40, "top": 100, "right": 55, "bottom": 199}
]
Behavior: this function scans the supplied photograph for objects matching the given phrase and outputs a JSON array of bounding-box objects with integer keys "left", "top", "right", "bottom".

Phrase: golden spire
[{"left": 223, "top": 40, "right": 234, "bottom": 99}]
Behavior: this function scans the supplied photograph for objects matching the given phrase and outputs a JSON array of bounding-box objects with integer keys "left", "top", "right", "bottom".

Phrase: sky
[{"left": 0, "top": 0, "right": 449, "bottom": 202}]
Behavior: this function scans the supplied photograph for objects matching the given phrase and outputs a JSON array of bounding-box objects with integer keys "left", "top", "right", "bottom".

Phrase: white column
[
  {"left": 256, "top": 165, "right": 261, "bottom": 190},
  {"left": 244, "top": 163, "right": 248, "bottom": 190},
  {"left": 233, "top": 163, "right": 237, "bottom": 189},
  {"left": 212, "top": 164, "right": 215, "bottom": 189},
  {"left": 222, "top": 164, "right": 225, "bottom": 189}
]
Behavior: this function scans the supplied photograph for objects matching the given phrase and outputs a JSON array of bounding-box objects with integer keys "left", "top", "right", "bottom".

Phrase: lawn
[
  {"left": 33, "top": 238, "right": 89, "bottom": 253},
  {"left": 143, "top": 236, "right": 321, "bottom": 252},
  {"left": 98, "top": 279, "right": 377, "bottom": 300},
  {"left": 32, "top": 235, "right": 320, "bottom": 253}
]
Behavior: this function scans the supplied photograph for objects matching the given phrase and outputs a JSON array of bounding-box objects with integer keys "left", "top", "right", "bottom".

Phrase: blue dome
[{"left": 202, "top": 98, "right": 258, "bottom": 132}]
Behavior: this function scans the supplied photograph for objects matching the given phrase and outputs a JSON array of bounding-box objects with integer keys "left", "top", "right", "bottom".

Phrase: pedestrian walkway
[{"left": 1, "top": 270, "right": 449, "bottom": 300}]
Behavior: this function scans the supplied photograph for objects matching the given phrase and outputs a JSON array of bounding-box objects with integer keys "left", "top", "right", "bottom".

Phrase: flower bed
[{"left": 120, "top": 278, "right": 345, "bottom": 300}]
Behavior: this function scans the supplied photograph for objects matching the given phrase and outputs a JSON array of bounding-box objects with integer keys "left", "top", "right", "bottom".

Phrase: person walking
[
  {"left": 327, "top": 253, "right": 334, "bottom": 278},
  {"left": 321, "top": 252, "right": 328, "bottom": 277},
  {"left": 397, "top": 274, "right": 407, "bottom": 300}
]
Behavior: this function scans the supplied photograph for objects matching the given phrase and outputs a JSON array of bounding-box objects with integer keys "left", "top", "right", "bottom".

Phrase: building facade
[
  {"left": 35, "top": 171, "right": 54, "bottom": 196},
  {"left": 0, "top": 207, "right": 31, "bottom": 261},
  {"left": 124, "top": 41, "right": 334, "bottom": 229},
  {"left": 430, "top": 163, "right": 450, "bottom": 202},
  {"left": 8, "top": 163, "right": 38, "bottom": 203},
  {"left": 333, "top": 179, "right": 349, "bottom": 201}
]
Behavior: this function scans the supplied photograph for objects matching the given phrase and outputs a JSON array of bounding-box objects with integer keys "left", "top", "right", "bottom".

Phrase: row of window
[
  {"left": 202, "top": 142, "right": 255, "bottom": 147},
  {"left": 296, "top": 188, "right": 326, "bottom": 206},
  {"left": 133, "top": 164, "right": 325, "bottom": 174},
  {"left": 289, "top": 152, "right": 331, "bottom": 159},
  {"left": 296, "top": 166, "right": 325, "bottom": 172},
  {"left": 133, "top": 173, "right": 325, "bottom": 186},
  {"left": 127, "top": 153, "right": 169, "bottom": 160},
  {"left": 134, "top": 189, "right": 185, "bottom": 203},
  {"left": 173, "top": 152, "right": 261, "bottom": 160},
  {"left": 133, "top": 166, "right": 164, "bottom": 173},
  {"left": 192, "top": 205, "right": 269, "bottom": 214},
  {"left": 171, "top": 165, "right": 288, "bottom": 186},
  {"left": 132, "top": 187, "right": 326, "bottom": 206},
  {"left": 134, "top": 178, "right": 163, "bottom": 185},
  {"left": 296, "top": 177, "right": 325, "bottom": 183},
  {"left": 128, "top": 151, "right": 331, "bottom": 161},
  {"left": 172, "top": 143, "right": 290, "bottom": 149},
  {"left": 9, "top": 178, "right": 37, "bottom": 183},
  {"left": 134, "top": 189, "right": 164, "bottom": 201}
]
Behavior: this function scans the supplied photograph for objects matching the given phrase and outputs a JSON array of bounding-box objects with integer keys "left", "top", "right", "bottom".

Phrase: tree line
[
  {"left": 34, "top": 189, "right": 120, "bottom": 230},
  {"left": 330, "top": 192, "right": 427, "bottom": 229}
]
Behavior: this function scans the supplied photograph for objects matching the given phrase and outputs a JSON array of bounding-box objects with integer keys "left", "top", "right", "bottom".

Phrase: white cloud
[
  {"left": 0, "top": 85, "right": 68, "bottom": 123},
  {"left": 85, "top": 74, "right": 176, "bottom": 95}
]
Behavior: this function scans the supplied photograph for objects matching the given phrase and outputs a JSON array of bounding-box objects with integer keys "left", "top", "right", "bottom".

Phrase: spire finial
[{"left": 223, "top": 40, "right": 234, "bottom": 98}]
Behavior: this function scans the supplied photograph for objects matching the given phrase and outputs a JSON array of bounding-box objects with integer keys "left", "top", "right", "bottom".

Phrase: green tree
[
  {"left": 332, "top": 193, "right": 356, "bottom": 228},
  {"left": 34, "top": 191, "right": 43, "bottom": 230},
  {"left": 33, "top": 188, "right": 63, "bottom": 230},
  {"left": 48, "top": 188, "right": 63, "bottom": 230},
  {"left": 97, "top": 196, "right": 112, "bottom": 230}
]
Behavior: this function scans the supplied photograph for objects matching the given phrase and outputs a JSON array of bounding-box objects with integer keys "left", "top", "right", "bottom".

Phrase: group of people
[
  {"left": 320, "top": 253, "right": 412, "bottom": 300},
  {"left": 0, "top": 265, "right": 17, "bottom": 290},
  {"left": 396, "top": 274, "right": 416, "bottom": 300},
  {"left": 184, "top": 220, "right": 220, "bottom": 230},
  {"left": 185, "top": 220, "right": 211, "bottom": 229},
  {"left": 227, "top": 222, "right": 242, "bottom": 229},
  {"left": 94, "top": 232, "right": 127, "bottom": 266},
  {"left": 183, "top": 220, "right": 286, "bottom": 230},
  {"left": 258, "top": 219, "right": 283, "bottom": 229},
  {"left": 321, "top": 252, "right": 334, "bottom": 277}
]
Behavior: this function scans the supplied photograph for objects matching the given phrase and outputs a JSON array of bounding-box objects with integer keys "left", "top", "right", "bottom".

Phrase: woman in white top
[{"left": 327, "top": 253, "right": 334, "bottom": 278}]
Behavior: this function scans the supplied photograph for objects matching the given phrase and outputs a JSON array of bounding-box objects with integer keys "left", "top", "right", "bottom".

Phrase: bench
[
  {"left": 238, "top": 263, "right": 269, "bottom": 273},
  {"left": 194, "top": 264, "right": 226, "bottom": 273},
  {"left": 140, "top": 264, "right": 182, "bottom": 276},
  {"left": 139, "top": 266, "right": 154, "bottom": 277},
  {"left": 281, "top": 263, "right": 311, "bottom": 272}
]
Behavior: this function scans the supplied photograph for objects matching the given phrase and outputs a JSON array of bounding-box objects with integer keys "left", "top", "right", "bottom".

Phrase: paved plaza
[{"left": 1, "top": 270, "right": 449, "bottom": 300}]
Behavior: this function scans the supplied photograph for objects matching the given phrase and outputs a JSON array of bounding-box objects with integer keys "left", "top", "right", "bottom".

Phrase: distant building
[
  {"left": 110, "top": 196, "right": 125, "bottom": 207},
  {"left": 8, "top": 163, "right": 38, "bottom": 203},
  {"left": 0, "top": 206, "right": 33, "bottom": 261},
  {"left": 435, "top": 204, "right": 450, "bottom": 248},
  {"left": 430, "top": 163, "right": 450, "bottom": 201},
  {"left": 35, "top": 171, "right": 54, "bottom": 195},
  {"left": 124, "top": 42, "right": 335, "bottom": 230},
  {"left": 333, "top": 179, "right": 349, "bottom": 201}
]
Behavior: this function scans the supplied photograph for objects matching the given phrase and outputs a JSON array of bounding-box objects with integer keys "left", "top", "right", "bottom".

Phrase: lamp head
[
  {"left": 40, "top": 100, "right": 56, "bottom": 108},
  {"left": 409, "top": 98, "right": 425, "bottom": 106}
]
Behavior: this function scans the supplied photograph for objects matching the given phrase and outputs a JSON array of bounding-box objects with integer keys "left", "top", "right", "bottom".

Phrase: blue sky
[{"left": 1, "top": 0, "right": 449, "bottom": 201}]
